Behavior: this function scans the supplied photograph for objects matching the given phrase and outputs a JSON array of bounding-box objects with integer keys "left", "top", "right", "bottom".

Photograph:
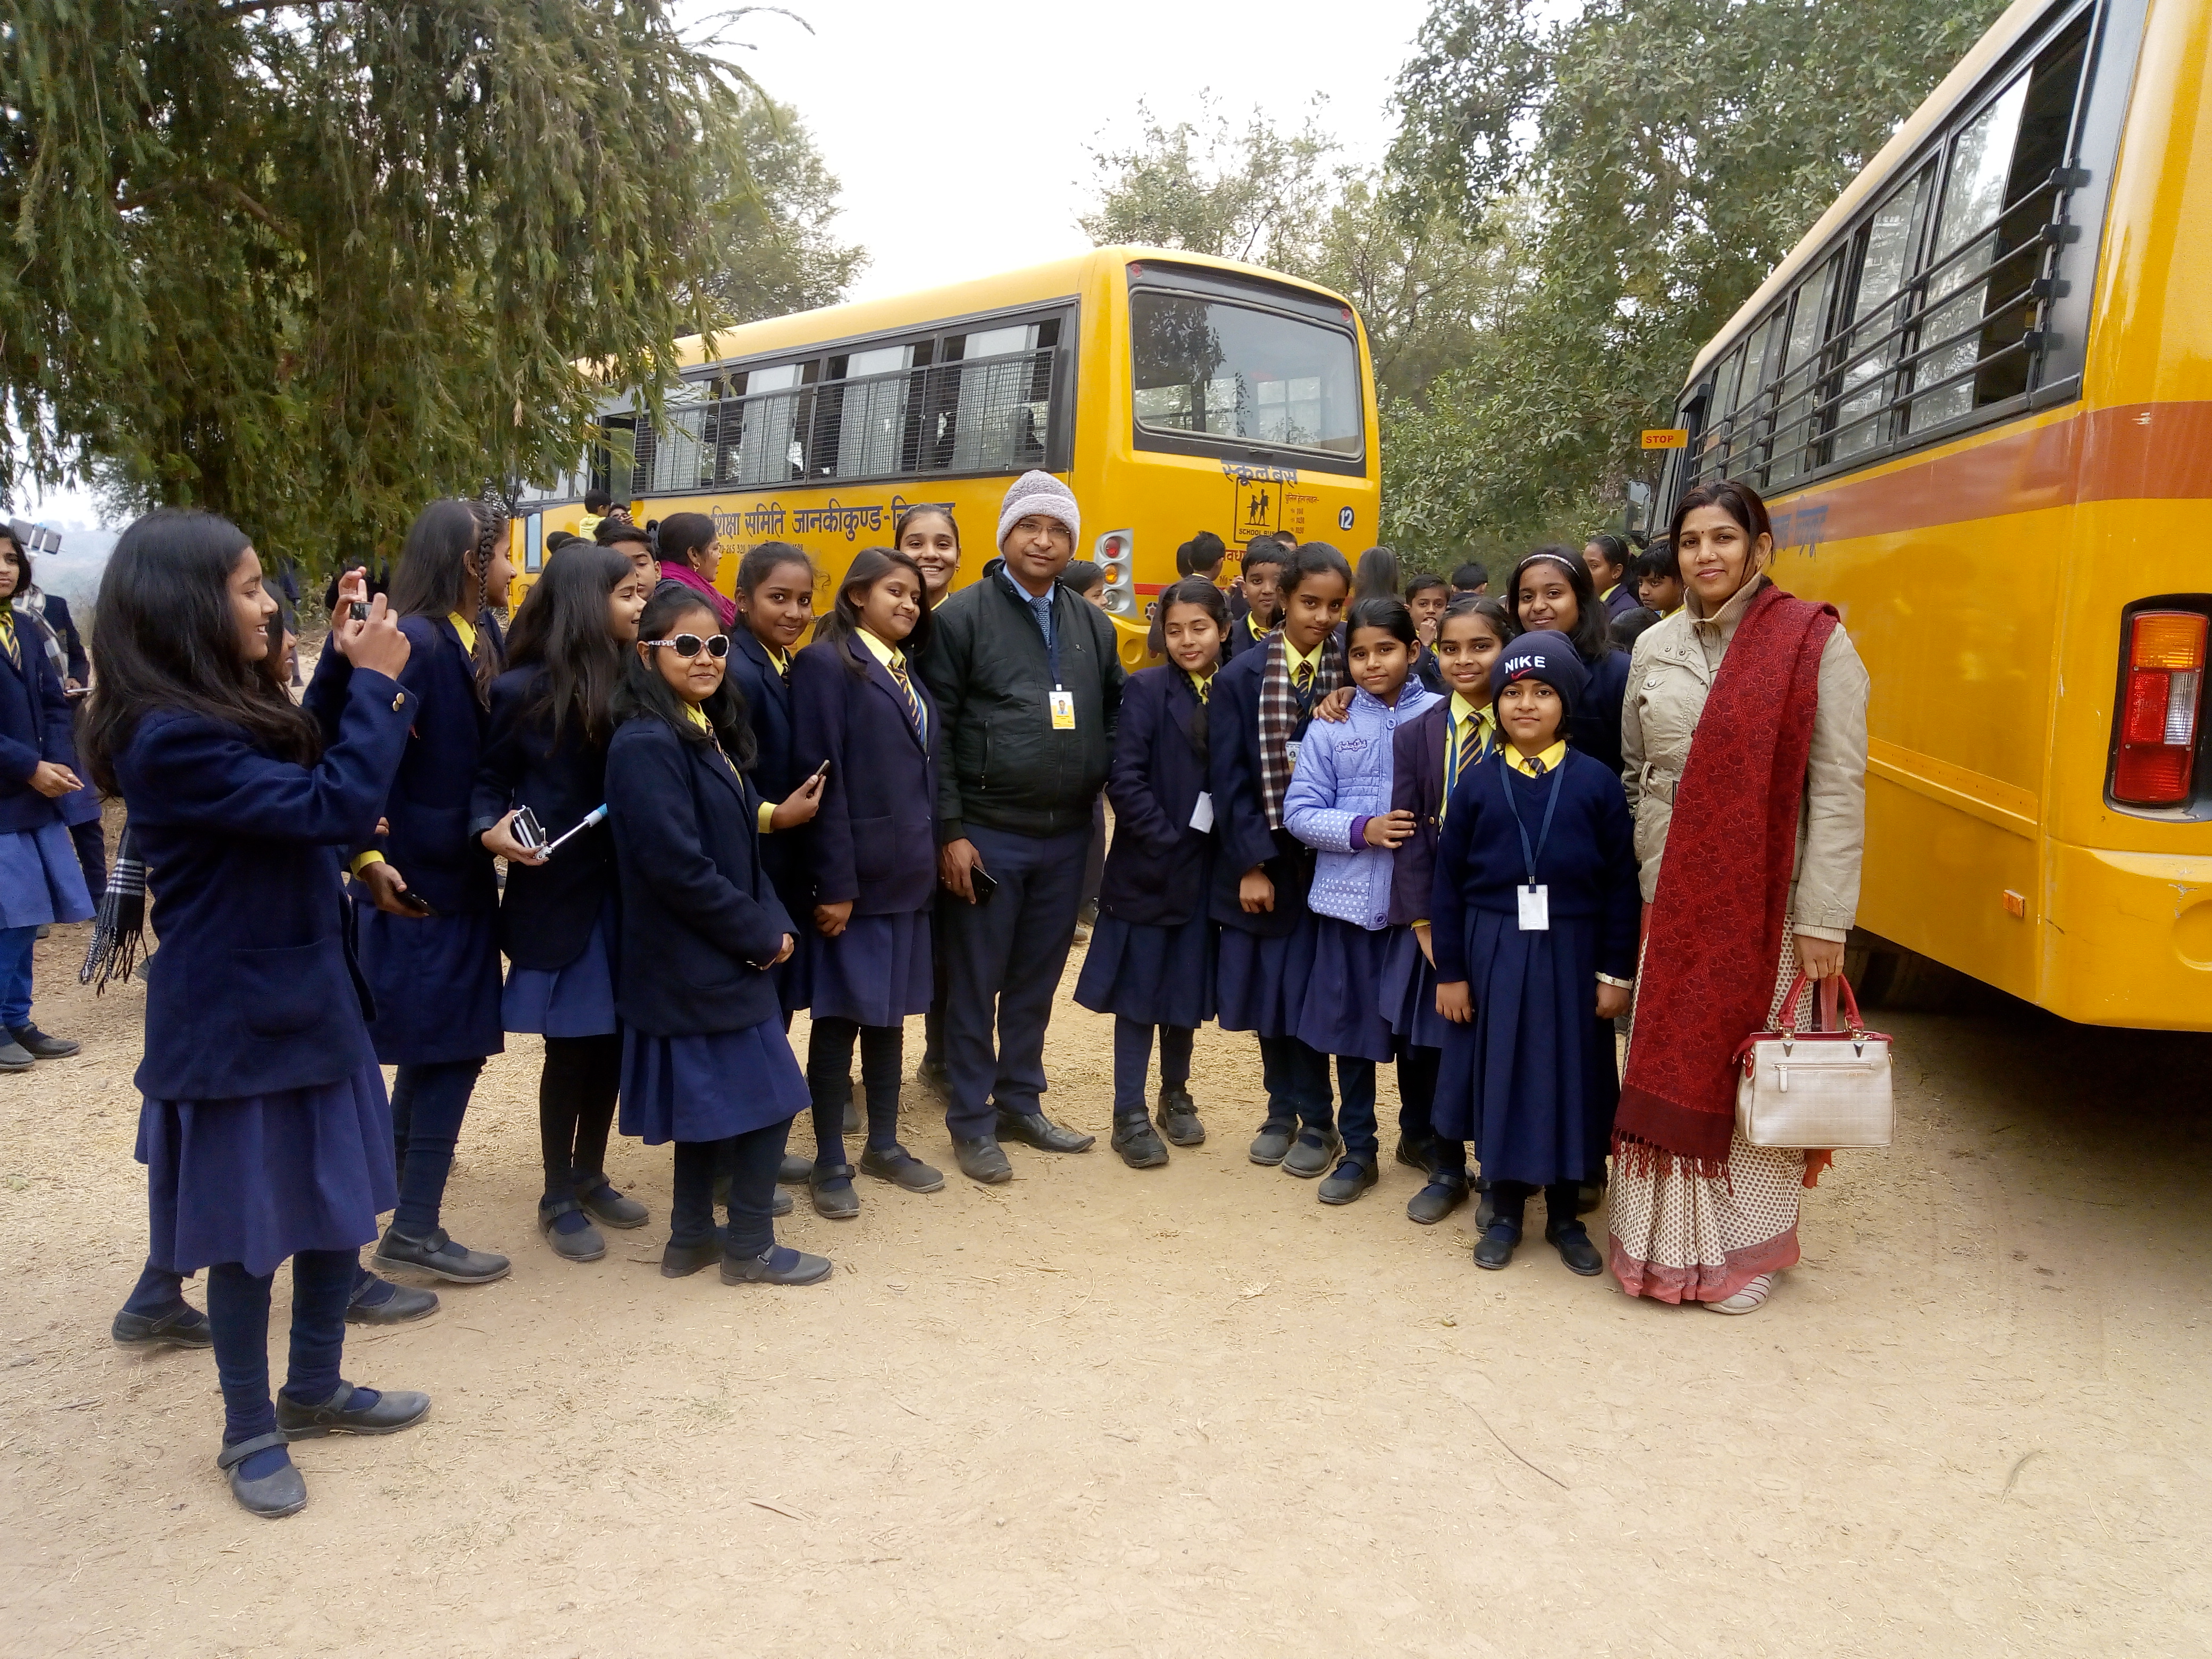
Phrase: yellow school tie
[{"left": 888, "top": 653, "right": 926, "bottom": 743}]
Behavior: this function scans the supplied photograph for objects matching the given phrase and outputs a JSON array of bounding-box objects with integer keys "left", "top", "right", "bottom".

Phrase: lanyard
[{"left": 1495, "top": 754, "right": 1564, "bottom": 889}]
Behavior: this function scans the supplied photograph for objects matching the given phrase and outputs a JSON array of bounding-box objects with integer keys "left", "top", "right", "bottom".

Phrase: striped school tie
[
  {"left": 888, "top": 653, "right": 926, "bottom": 743},
  {"left": 0, "top": 611, "right": 19, "bottom": 670},
  {"left": 1293, "top": 660, "right": 1312, "bottom": 694}
]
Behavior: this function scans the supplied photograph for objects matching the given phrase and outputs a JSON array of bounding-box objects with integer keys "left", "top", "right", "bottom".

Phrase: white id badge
[
  {"left": 1285, "top": 738, "right": 1302, "bottom": 770},
  {"left": 1517, "top": 884, "right": 1550, "bottom": 932},
  {"left": 1188, "top": 791, "right": 1216, "bottom": 833},
  {"left": 1048, "top": 690, "right": 1076, "bottom": 731}
]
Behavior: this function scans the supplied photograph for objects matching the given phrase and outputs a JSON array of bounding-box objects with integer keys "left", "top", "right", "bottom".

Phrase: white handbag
[{"left": 1732, "top": 973, "right": 1893, "bottom": 1150}]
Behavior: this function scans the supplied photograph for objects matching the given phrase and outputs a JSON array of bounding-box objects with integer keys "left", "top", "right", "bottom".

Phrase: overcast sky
[{"left": 22, "top": 0, "right": 1437, "bottom": 530}]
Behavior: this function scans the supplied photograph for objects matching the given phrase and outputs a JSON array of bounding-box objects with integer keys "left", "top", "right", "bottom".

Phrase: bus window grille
[{"left": 629, "top": 414, "right": 655, "bottom": 496}]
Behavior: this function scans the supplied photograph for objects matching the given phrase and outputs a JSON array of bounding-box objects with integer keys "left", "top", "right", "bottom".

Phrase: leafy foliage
[
  {"left": 696, "top": 95, "right": 867, "bottom": 326},
  {"left": 0, "top": 1, "right": 815, "bottom": 573}
]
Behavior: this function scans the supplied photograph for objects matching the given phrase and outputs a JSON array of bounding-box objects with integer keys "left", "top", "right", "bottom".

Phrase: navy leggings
[
  {"left": 669, "top": 1118, "right": 793, "bottom": 1258},
  {"left": 1321, "top": 1044, "right": 1441, "bottom": 1163},
  {"left": 390, "top": 1057, "right": 485, "bottom": 1235},
  {"left": 807, "top": 1017, "right": 902, "bottom": 1161},
  {"left": 539, "top": 1034, "right": 621, "bottom": 1201},
  {"left": 1112, "top": 1017, "right": 1193, "bottom": 1119},
  {"left": 1255, "top": 1034, "right": 1333, "bottom": 1130},
  {"left": 205, "top": 1250, "right": 354, "bottom": 1445}
]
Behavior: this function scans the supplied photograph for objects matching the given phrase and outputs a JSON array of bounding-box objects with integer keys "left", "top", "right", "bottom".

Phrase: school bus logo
[{"left": 1224, "top": 462, "right": 1296, "bottom": 540}]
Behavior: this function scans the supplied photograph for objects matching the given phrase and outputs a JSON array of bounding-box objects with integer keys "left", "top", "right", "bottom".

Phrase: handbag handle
[{"left": 1775, "top": 970, "right": 1867, "bottom": 1038}]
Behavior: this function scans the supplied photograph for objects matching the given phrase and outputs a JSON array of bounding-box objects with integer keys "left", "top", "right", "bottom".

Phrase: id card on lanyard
[{"left": 1497, "top": 756, "right": 1564, "bottom": 931}]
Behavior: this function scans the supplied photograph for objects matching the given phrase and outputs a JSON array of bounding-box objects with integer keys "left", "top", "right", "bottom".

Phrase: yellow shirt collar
[
  {"left": 1246, "top": 611, "right": 1269, "bottom": 640},
  {"left": 1504, "top": 739, "right": 1568, "bottom": 777},
  {"left": 1284, "top": 636, "right": 1322, "bottom": 676},
  {"left": 682, "top": 702, "right": 711, "bottom": 732},
  {"left": 447, "top": 610, "right": 477, "bottom": 654},
  {"left": 1447, "top": 691, "right": 1493, "bottom": 736},
  {"left": 855, "top": 627, "right": 904, "bottom": 671}
]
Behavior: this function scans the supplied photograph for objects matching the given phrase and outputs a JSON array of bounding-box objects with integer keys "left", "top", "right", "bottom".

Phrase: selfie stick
[{"left": 542, "top": 805, "right": 609, "bottom": 857}]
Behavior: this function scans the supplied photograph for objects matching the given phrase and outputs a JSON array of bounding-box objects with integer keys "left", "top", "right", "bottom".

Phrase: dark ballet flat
[
  {"left": 112, "top": 1304, "right": 213, "bottom": 1350},
  {"left": 574, "top": 1177, "right": 648, "bottom": 1229},
  {"left": 722, "top": 1245, "right": 833, "bottom": 1287},
  {"left": 538, "top": 1198, "right": 606, "bottom": 1263},
  {"left": 276, "top": 1381, "right": 431, "bottom": 1438},
  {"left": 661, "top": 1236, "right": 723, "bottom": 1278},
  {"left": 217, "top": 1432, "right": 306, "bottom": 1520}
]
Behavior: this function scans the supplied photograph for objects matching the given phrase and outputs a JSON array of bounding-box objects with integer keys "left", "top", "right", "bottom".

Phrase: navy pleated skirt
[
  {"left": 809, "top": 909, "right": 931, "bottom": 1027},
  {"left": 773, "top": 925, "right": 814, "bottom": 1018},
  {"left": 502, "top": 910, "right": 618, "bottom": 1037},
  {"left": 0, "top": 820, "right": 93, "bottom": 929},
  {"left": 1214, "top": 907, "right": 1319, "bottom": 1037},
  {"left": 358, "top": 904, "right": 505, "bottom": 1065},
  {"left": 136, "top": 1062, "right": 397, "bottom": 1278},
  {"left": 1380, "top": 925, "right": 1451, "bottom": 1051},
  {"left": 1296, "top": 915, "right": 1400, "bottom": 1063},
  {"left": 618, "top": 1021, "right": 810, "bottom": 1146},
  {"left": 1075, "top": 910, "right": 1216, "bottom": 1027},
  {"left": 1432, "top": 908, "right": 1618, "bottom": 1187}
]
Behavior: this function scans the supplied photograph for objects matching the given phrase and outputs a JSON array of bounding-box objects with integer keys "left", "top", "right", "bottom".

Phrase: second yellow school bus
[
  {"left": 1660, "top": 0, "right": 2212, "bottom": 1028},
  {"left": 512, "top": 247, "right": 1381, "bottom": 671}
]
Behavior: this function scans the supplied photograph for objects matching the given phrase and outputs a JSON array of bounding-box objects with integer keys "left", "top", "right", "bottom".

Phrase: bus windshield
[{"left": 1129, "top": 292, "right": 1362, "bottom": 457}]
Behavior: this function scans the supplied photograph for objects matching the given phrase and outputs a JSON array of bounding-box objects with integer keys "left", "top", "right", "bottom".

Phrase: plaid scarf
[
  {"left": 1256, "top": 631, "right": 1343, "bottom": 830},
  {"left": 79, "top": 822, "right": 144, "bottom": 992}
]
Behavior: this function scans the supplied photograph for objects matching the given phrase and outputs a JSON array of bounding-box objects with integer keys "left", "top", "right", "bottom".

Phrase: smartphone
[
  {"left": 968, "top": 865, "right": 999, "bottom": 904},
  {"left": 809, "top": 759, "right": 832, "bottom": 785},
  {"left": 393, "top": 887, "right": 438, "bottom": 917}
]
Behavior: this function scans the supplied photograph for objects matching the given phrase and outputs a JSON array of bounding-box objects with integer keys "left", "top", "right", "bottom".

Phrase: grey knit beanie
[{"left": 997, "top": 470, "right": 1081, "bottom": 551}]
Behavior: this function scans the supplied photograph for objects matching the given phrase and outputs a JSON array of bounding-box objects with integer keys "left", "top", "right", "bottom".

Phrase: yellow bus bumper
[{"left": 2041, "top": 841, "right": 2212, "bottom": 1028}]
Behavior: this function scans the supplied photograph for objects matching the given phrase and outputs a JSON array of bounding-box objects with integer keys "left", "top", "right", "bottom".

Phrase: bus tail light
[
  {"left": 2113, "top": 611, "right": 2206, "bottom": 806},
  {"left": 1095, "top": 530, "right": 1137, "bottom": 616}
]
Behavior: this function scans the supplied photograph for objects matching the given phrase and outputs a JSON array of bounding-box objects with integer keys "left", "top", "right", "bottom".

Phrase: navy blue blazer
[
  {"left": 1100, "top": 665, "right": 1213, "bottom": 928},
  {"left": 470, "top": 666, "right": 613, "bottom": 971},
  {"left": 116, "top": 669, "right": 415, "bottom": 1100},
  {"left": 606, "top": 714, "right": 796, "bottom": 1036},
  {"left": 1388, "top": 701, "right": 1451, "bottom": 929},
  {"left": 0, "top": 622, "right": 76, "bottom": 835},
  {"left": 1221, "top": 611, "right": 1272, "bottom": 664},
  {"left": 788, "top": 634, "right": 938, "bottom": 917},
  {"left": 1602, "top": 583, "right": 1639, "bottom": 622},
  {"left": 1206, "top": 642, "right": 1312, "bottom": 938},
  {"left": 308, "top": 614, "right": 502, "bottom": 915},
  {"left": 1570, "top": 646, "right": 1632, "bottom": 780},
  {"left": 726, "top": 627, "right": 810, "bottom": 910}
]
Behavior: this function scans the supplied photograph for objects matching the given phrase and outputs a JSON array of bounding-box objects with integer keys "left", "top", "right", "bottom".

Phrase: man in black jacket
[{"left": 921, "top": 471, "right": 1125, "bottom": 1184}]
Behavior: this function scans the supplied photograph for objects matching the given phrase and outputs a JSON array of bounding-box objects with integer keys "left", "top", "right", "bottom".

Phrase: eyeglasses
[{"left": 643, "top": 633, "right": 730, "bottom": 659}]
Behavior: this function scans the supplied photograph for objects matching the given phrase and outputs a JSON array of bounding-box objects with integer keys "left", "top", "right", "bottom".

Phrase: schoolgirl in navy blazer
[
  {"left": 790, "top": 633, "right": 939, "bottom": 918},
  {"left": 724, "top": 540, "right": 818, "bottom": 1012},
  {"left": 472, "top": 664, "right": 613, "bottom": 972}
]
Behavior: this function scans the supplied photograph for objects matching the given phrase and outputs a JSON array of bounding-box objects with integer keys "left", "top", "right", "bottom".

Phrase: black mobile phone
[
  {"left": 393, "top": 886, "right": 438, "bottom": 917},
  {"left": 809, "top": 758, "right": 832, "bottom": 784},
  {"left": 968, "top": 865, "right": 999, "bottom": 904}
]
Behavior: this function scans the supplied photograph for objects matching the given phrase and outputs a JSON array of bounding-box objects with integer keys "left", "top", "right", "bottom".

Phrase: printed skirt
[
  {"left": 137, "top": 1062, "right": 396, "bottom": 1278},
  {"left": 1075, "top": 910, "right": 1216, "bottom": 1028},
  {"left": 619, "top": 1020, "right": 810, "bottom": 1146},
  {"left": 809, "top": 910, "right": 932, "bottom": 1028}
]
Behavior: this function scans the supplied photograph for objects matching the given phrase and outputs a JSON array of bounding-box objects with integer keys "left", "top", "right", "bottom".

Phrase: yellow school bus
[
  {"left": 1660, "top": 0, "right": 2212, "bottom": 1027},
  {"left": 512, "top": 247, "right": 1381, "bottom": 671}
]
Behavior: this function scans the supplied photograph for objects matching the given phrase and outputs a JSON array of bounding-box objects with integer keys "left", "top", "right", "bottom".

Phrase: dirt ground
[{"left": 3, "top": 899, "right": 2209, "bottom": 1657}]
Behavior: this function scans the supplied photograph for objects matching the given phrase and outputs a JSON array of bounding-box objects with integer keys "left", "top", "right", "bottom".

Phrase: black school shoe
[
  {"left": 1247, "top": 1121, "right": 1295, "bottom": 1166},
  {"left": 915, "top": 1057, "right": 952, "bottom": 1100},
  {"left": 995, "top": 1108, "right": 1095, "bottom": 1153},
  {"left": 811, "top": 1164, "right": 861, "bottom": 1220},
  {"left": 722, "top": 1244, "right": 833, "bottom": 1286},
  {"left": 112, "top": 1303, "right": 213, "bottom": 1350},
  {"left": 217, "top": 1432, "right": 306, "bottom": 1520},
  {"left": 0, "top": 1038, "right": 31, "bottom": 1073},
  {"left": 859, "top": 1145, "right": 945, "bottom": 1193},
  {"left": 661, "top": 1233, "right": 724, "bottom": 1278},
  {"left": 373, "top": 1225, "right": 511, "bottom": 1285},
  {"left": 1473, "top": 1220, "right": 1521, "bottom": 1270},
  {"left": 574, "top": 1176, "right": 648, "bottom": 1229},
  {"left": 275, "top": 1380, "right": 431, "bottom": 1438},
  {"left": 1546, "top": 1220, "right": 1605, "bottom": 1277},
  {"left": 1154, "top": 1085, "right": 1205, "bottom": 1147},
  {"left": 1111, "top": 1116, "right": 1169, "bottom": 1169},
  {"left": 1392, "top": 1135, "right": 1439, "bottom": 1176},
  {"left": 777, "top": 1152, "right": 812, "bottom": 1185},
  {"left": 538, "top": 1198, "right": 607, "bottom": 1263},
  {"left": 1280, "top": 1127, "right": 1341, "bottom": 1179},
  {"left": 346, "top": 1276, "right": 439, "bottom": 1325},
  {"left": 953, "top": 1136, "right": 1012, "bottom": 1184},
  {"left": 1318, "top": 1155, "right": 1378, "bottom": 1205},
  {"left": 10, "top": 1024, "right": 79, "bottom": 1059},
  {"left": 1405, "top": 1169, "right": 1470, "bottom": 1225}
]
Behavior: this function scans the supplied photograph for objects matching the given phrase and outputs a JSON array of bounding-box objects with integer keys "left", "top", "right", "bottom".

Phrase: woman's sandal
[{"left": 1705, "top": 1273, "right": 1775, "bottom": 1315}]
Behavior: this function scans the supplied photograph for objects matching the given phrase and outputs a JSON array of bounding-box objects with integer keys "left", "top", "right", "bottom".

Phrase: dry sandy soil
[{"left": 2, "top": 898, "right": 2208, "bottom": 1656}]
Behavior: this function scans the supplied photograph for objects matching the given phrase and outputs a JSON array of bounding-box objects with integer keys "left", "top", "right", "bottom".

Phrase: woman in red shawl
[{"left": 1610, "top": 480, "right": 1870, "bottom": 1313}]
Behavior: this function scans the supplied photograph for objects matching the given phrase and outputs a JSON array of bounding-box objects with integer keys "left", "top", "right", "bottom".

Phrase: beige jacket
[{"left": 1619, "top": 574, "right": 1871, "bottom": 944}]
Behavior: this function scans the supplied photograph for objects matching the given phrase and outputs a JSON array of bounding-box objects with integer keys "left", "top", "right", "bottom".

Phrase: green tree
[
  {"left": 2, "top": 1, "right": 770, "bottom": 572},
  {"left": 1386, "top": 0, "right": 2013, "bottom": 558},
  {"left": 697, "top": 94, "right": 866, "bottom": 326}
]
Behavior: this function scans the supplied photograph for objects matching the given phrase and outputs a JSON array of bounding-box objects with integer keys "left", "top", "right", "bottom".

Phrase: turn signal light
[{"left": 2114, "top": 610, "right": 2206, "bottom": 806}]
